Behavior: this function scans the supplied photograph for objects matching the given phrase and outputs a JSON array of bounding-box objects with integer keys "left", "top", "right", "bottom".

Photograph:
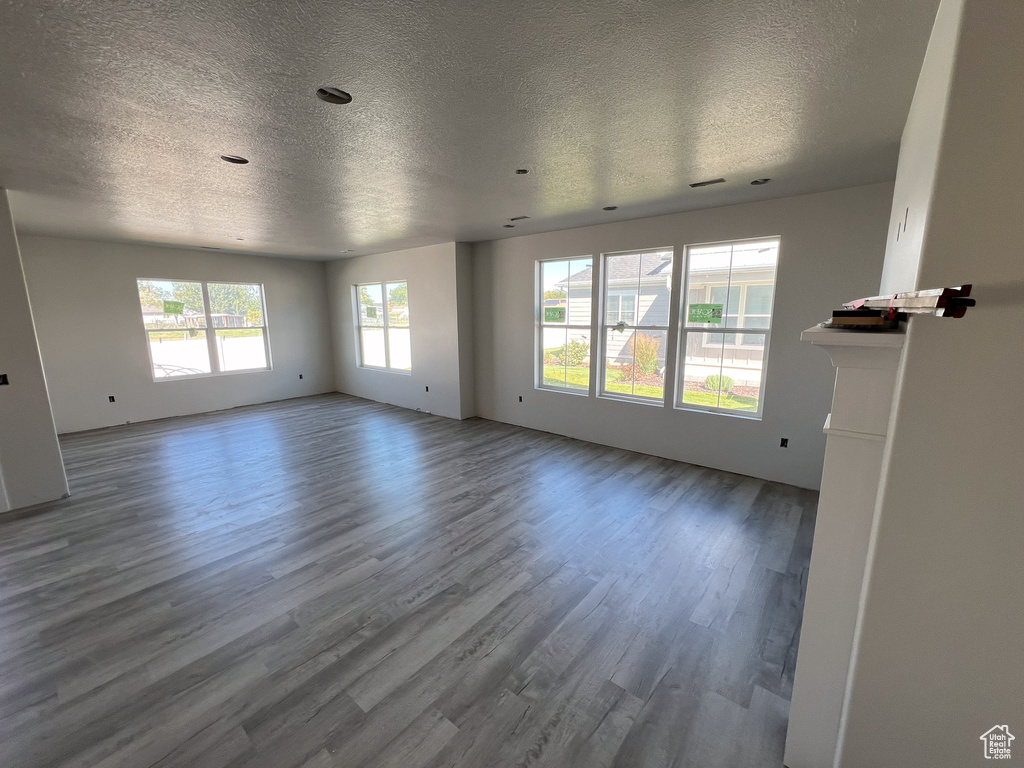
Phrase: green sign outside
[
  {"left": 544, "top": 307, "right": 566, "bottom": 323},
  {"left": 688, "top": 303, "right": 723, "bottom": 324},
  {"left": 162, "top": 300, "right": 185, "bottom": 315}
]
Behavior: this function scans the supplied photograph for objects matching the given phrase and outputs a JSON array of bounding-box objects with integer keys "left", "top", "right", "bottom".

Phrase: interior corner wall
[
  {"left": 454, "top": 242, "right": 476, "bottom": 419},
  {"left": 473, "top": 183, "right": 894, "bottom": 490},
  {"left": 878, "top": 0, "right": 962, "bottom": 295},
  {"left": 18, "top": 236, "right": 335, "bottom": 434},
  {"left": 837, "top": 0, "right": 1024, "bottom": 765},
  {"left": 326, "top": 242, "right": 470, "bottom": 420},
  {"left": 0, "top": 192, "right": 69, "bottom": 511}
]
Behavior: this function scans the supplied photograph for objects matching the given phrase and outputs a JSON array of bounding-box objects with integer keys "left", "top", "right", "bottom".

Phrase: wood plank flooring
[{"left": 0, "top": 394, "right": 816, "bottom": 768}]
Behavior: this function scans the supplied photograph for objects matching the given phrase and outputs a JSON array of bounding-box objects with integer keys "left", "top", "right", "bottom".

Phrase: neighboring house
[
  {"left": 140, "top": 305, "right": 208, "bottom": 329},
  {"left": 210, "top": 312, "right": 249, "bottom": 328},
  {"left": 558, "top": 254, "right": 673, "bottom": 368},
  {"left": 142, "top": 305, "right": 248, "bottom": 329},
  {"left": 558, "top": 248, "right": 775, "bottom": 387},
  {"left": 358, "top": 301, "right": 409, "bottom": 323},
  {"left": 682, "top": 249, "right": 775, "bottom": 387}
]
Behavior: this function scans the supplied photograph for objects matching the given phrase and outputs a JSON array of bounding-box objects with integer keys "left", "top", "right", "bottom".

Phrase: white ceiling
[{"left": 0, "top": 0, "right": 939, "bottom": 260}]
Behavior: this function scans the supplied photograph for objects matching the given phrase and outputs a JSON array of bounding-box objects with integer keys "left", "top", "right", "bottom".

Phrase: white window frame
[
  {"left": 675, "top": 237, "right": 780, "bottom": 419},
  {"left": 536, "top": 256, "right": 595, "bottom": 395},
  {"left": 137, "top": 278, "right": 272, "bottom": 382},
  {"left": 354, "top": 280, "right": 412, "bottom": 373},
  {"left": 598, "top": 247, "right": 675, "bottom": 405}
]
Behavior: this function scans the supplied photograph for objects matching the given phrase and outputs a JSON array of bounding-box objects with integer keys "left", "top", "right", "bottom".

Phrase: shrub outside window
[
  {"left": 677, "top": 238, "right": 780, "bottom": 417},
  {"left": 538, "top": 257, "right": 593, "bottom": 392},
  {"left": 356, "top": 281, "right": 411, "bottom": 372}
]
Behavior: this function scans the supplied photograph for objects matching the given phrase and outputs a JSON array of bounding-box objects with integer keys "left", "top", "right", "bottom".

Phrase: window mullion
[
  {"left": 599, "top": 254, "right": 610, "bottom": 395},
  {"left": 674, "top": 249, "right": 691, "bottom": 409},
  {"left": 201, "top": 281, "right": 220, "bottom": 374},
  {"left": 589, "top": 259, "right": 600, "bottom": 397},
  {"left": 259, "top": 286, "right": 271, "bottom": 369},
  {"left": 381, "top": 282, "right": 392, "bottom": 369},
  {"left": 632, "top": 258, "right": 642, "bottom": 396},
  {"left": 536, "top": 262, "right": 543, "bottom": 389}
]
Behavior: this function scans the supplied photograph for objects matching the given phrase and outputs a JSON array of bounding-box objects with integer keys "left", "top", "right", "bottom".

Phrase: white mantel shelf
[
  {"left": 784, "top": 324, "right": 907, "bottom": 768},
  {"left": 800, "top": 324, "right": 906, "bottom": 348}
]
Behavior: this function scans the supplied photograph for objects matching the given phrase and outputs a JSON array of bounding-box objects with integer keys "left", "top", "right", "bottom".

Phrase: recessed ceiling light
[
  {"left": 751, "top": 178, "right": 772, "bottom": 185},
  {"left": 316, "top": 87, "right": 353, "bottom": 105},
  {"left": 515, "top": 169, "right": 529, "bottom": 175},
  {"left": 689, "top": 178, "right": 725, "bottom": 188},
  {"left": 220, "top": 155, "right": 249, "bottom": 165},
  {"left": 603, "top": 206, "right": 618, "bottom": 211},
  {"left": 510, "top": 215, "right": 530, "bottom": 221},
  {"left": 503, "top": 224, "right": 515, "bottom": 228}
]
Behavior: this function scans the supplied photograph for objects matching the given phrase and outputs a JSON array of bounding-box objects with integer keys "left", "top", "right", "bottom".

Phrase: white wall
[
  {"left": 326, "top": 242, "right": 474, "bottom": 420},
  {"left": 19, "top": 236, "right": 335, "bottom": 434},
  {"left": 0, "top": 192, "right": 68, "bottom": 511},
  {"left": 473, "top": 183, "right": 893, "bottom": 490},
  {"left": 454, "top": 242, "right": 476, "bottom": 419},
  {"left": 838, "top": 1, "right": 1024, "bottom": 766},
  {"left": 878, "top": 0, "right": 961, "bottom": 295}
]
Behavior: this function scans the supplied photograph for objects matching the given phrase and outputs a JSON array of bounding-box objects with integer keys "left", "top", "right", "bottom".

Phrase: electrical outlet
[
  {"left": 108, "top": 395, "right": 116, "bottom": 403},
  {"left": 780, "top": 438, "right": 789, "bottom": 448}
]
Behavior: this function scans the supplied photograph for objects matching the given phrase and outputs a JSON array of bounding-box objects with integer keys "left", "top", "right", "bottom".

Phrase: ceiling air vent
[
  {"left": 689, "top": 178, "right": 726, "bottom": 188},
  {"left": 316, "top": 87, "right": 353, "bottom": 105}
]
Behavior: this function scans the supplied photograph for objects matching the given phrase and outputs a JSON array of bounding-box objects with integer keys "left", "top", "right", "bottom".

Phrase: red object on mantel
[{"left": 843, "top": 284, "right": 976, "bottom": 318}]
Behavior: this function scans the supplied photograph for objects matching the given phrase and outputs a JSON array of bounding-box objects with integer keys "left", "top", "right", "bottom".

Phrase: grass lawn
[
  {"left": 216, "top": 328, "right": 263, "bottom": 338},
  {"left": 682, "top": 389, "right": 758, "bottom": 411},
  {"left": 544, "top": 365, "right": 665, "bottom": 399},
  {"left": 148, "top": 328, "right": 261, "bottom": 341},
  {"left": 544, "top": 364, "right": 758, "bottom": 411},
  {"left": 147, "top": 330, "right": 207, "bottom": 341},
  {"left": 543, "top": 364, "right": 589, "bottom": 390},
  {"left": 603, "top": 367, "right": 664, "bottom": 399}
]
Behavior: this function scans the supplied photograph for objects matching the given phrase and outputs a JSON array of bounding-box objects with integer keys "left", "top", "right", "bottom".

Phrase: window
[
  {"left": 677, "top": 238, "right": 779, "bottom": 416},
  {"left": 538, "top": 257, "right": 593, "bottom": 392},
  {"left": 356, "top": 281, "right": 411, "bottom": 371},
  {"left": 137, "top": 279, "right": 271, "bottom": 379},
  {"left": 600, "top": 248, "right": 674, "bottom": 402},
  {"left": 209, "top": 283, "right": 269, "bottom": 371}
]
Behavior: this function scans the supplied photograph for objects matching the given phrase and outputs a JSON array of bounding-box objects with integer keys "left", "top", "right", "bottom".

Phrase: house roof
[{"left": 561, "top": 254, "right": 673, "bottom": 287}]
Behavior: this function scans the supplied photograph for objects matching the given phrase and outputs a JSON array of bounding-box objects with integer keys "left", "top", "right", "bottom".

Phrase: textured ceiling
[{"left": 0, "top": 0, "right": 939, "bottom": 260}]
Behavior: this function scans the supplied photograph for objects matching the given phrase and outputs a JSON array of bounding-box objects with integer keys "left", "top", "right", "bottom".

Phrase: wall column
[
  {"left": 0, "top": 189, "right": 68, "bottom": 512},
  {"left": 785, "top": 327, "right": 905, "bottom": 768}
]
